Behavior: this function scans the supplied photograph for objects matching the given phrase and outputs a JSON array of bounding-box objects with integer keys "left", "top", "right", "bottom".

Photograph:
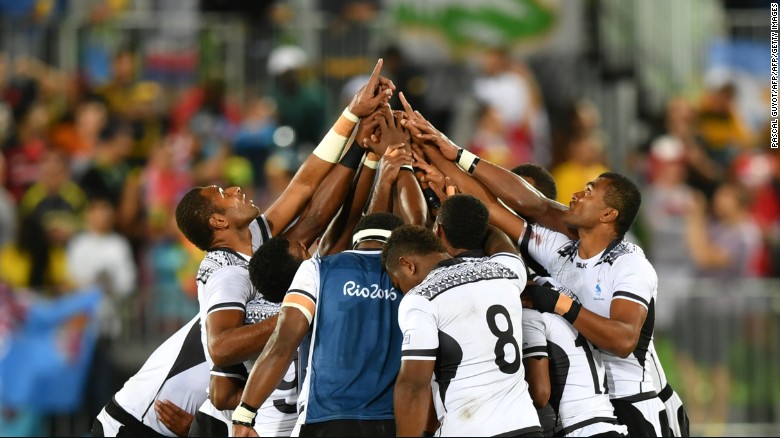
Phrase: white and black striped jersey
[
  {"left": 194, "top": 215, "right": 297, "bottom": 436},
  {"left": 196, "top": 216, "right": 272, "bottom": 369},
  {"left": 522, "top": 309, "right": 625, "bottom": 436},
  {"left": 398, "top": 253, "right": 541, "bottom": 437},
  {"left": 519, "top": 224, "right": 658, "bottom": 399},
  {"left": 98, "top": 316, "right": 209, "bottom": 436},
  {"left": 646, "top": 342, "right": 689, "bottom": 437}
]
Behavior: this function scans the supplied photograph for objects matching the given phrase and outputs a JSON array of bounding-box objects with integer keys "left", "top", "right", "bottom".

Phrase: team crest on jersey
[
  {"left": 403, "top": 333, "right": 410, "bottom": 345},
  {"left": 594, "top": 282, "right": 605, "bottom": 301},
  {"left": 244, "top": 297, "right": 281, "bottom": 324},
  {"left": 409, "top": 260, "right": 519, "bottom": 300},
  {"left": 196, "top": 249, "right": 249, "bottom": 284}
]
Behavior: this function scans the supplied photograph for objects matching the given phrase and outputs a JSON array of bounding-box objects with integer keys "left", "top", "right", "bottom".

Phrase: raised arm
[
  {"left": 317, "top": 152, "right": 379, "bottom": 255},
  {"left": 232, "top": 307, "right": 309, "bottom": 437},
  {"left": 366, "top": 144, "right": 412, "bottom": 215},
  {"left": 526, "top": 284, "right": 649, "bottom": 358},
  {"left": 407, "top": 112, "right": 575, "bottom": 239},
  {"left": 263, "top": 59, "right": 394, "bottom": 235},
  {"left": 418, "top": 144, "right": 528, "bottom": 243},
  {"left": 282, "top": 141, "right": 365, "bottom": 247}
]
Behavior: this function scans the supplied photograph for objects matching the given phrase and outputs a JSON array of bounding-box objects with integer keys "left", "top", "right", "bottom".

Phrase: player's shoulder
[
  {"left": 244, "top": 296, "right": 281, "bottom": 324},
  {"left": 597, "top": 240, "right": 648, "bottom": 268},
  {"left": 408, "top": 258, "right": 520, "bottom": 301},
  {"left": 197, "top": 248, "right": 249, "bottom": 284}
]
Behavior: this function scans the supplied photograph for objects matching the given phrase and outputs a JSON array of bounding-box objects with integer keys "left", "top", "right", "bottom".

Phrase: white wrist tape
[
  {"left": 232, "top": 404, "right": 257, "bottom": 425},
  {"left": 456, "top": 149, "right": 480, "bottom": 174},
  {"left": 313, "top": 129, "right": 349, "bottom": 163},
  {"left": 343, "top": 107, "right": 359, "bottom": 123},
  {"left": 364, "top": 158, "right": 379, "bottom": 169},
  {"left": 400, "top": 164, "right": 414, "bottom": 172}
]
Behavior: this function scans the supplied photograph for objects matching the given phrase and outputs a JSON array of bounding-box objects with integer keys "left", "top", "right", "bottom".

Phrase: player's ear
[
  {"left": 209, "top": 213, "right": 228, "bottom": 230},
  {"left": 399, "top": 256, "right": 416, "bottom": 276},
  {"left": 600, "top": 207, "right": 619, "bottom": 224}
]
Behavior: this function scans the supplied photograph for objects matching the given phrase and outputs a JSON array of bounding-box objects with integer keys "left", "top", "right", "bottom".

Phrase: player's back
[
  {"left": 299, "top": 249, "right": 402, "bottom": 423},
  {"left": 522, "top": 309, "right": 624, "bottom": 435},
  {"left": 110, "top": 316, "right": 208, "bottom": 435},
  {"left": 403, "top": 254, "right": 539, "bottom": 436}
]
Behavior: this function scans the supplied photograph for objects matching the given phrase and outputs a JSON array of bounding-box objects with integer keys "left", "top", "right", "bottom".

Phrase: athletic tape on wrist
[
  {"left": 343, "top": 107, "right": 359, "bottom": 123},
  {"left": 231, "top": 403, "right": 257, "bottom": 426},
  {"left": 313, "top": 129, "right": 349, "bottom": 163},
  {"left": 363, "top": 159, "right": 379, "bottom": 169},
  {"left": 457, "top": 149, "right": 480, "bottom": 174}
]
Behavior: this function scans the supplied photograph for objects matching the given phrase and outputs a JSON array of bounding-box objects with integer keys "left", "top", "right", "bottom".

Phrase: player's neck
[
  {"left": 210, "top": 226, "right": 253, "bottom": 256},
  {"left": 576, "top": 227, "right": 618, "bottom": 259}
]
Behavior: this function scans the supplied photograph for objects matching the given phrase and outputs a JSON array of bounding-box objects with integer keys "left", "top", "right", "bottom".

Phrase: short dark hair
[
  {"left": 598, "top": 172, "right": 641, "bottom": 237},
  {"left": 382, "top": 225, "right": 447, "bottom": 272},
  {"left": 175, "top": 187, "right": 222, "bottom": 251},
  {"left": 437, "top": 194, "right": 488, "bottom": 250},
  {"left": 249, "top": 237, "right": 303, "bottom": 304},
  {"left": 511, "top": 163, "right": 557, "bottom": 200},
  {"left": 352, "top": 212, "right": 404, "bottom": 240}
]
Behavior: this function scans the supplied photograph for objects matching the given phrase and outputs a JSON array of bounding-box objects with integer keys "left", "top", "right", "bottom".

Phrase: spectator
[
  {"left": 67, "top": 197, "right": 136, "bottom": 336},
  {"left": 3, "top": 101, "right": 49, "bottom": 200},
  {"left": 127, "top": 81, "right": 167, "bottom": 168},
  {"left": 468, "top": 102, "right": 513, "bottom": 168},
  {"left": 697, "top": 79, "right": 753, "bottom": 167},
  {"left": 49, "top": 95, "right": 108, "bottom": 176},
  {"left": 0, "top": 154, "right": 15, "bottom": 246},
  {"left": 642, "top": 137, "right": 696, "bottom": 333},
  {"left": 78, "top": 118, "right": 134, "bottom": 207},
  {"left": 473, "top": 48, "right": 549, "bottom": 166},
  {"left": 0, "top": 214, "right": 71, "bottom": 294},
  {"left": 677, "top": 182, "right": 762, "bottom": 426},
  {"left": 18, "top": 148, "right": 87, "bottom": 223},
  {"left": 550, "top": 132, "right": 609, "bottom": 204},
  {"left": 233, "top": 97, "right": 278, "bottom": 189},
  {"left": 146, "top": 215, "right": 200, "bottom": 334},
  {"left": 662, "top": 97, "right": 723, "bottom": 198},
  {"left": 97, "top": 49, "right": 138, "bottom": 120},
  {"left": 268, "top": 45, "right": 327, "bottom": 150}
]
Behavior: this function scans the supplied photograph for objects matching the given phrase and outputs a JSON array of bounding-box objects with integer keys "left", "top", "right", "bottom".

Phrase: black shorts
[
  {"left": 611, "top": 397, "right": 670, "bottom": 437},
  {"left": 299, "top": 419, "right": 395, "bottom": 437},
  {"left": 188, "top": 410, "right": 228, "bottom": 437}
]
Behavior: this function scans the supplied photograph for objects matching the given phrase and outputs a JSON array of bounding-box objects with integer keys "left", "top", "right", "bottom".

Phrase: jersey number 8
[{"left": 486, "top": 305, "right": 521, "bottom": 374}]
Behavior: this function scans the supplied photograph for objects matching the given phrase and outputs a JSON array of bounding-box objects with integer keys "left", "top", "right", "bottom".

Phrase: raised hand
[
  {"left": 365, "top": 105, "right": 411, "bottom": 156},
  {"left": 397, "top": 92, "right": 460, "bottom": 161},
  {"left": 412, "top": 152, "right": 448, "bottom": 203},
  {"left": 354, "top": 109, "right": 383, "bottom": 150},
  {"left": 377, "top": 143, "right": 413, "bottom": 184},
  {"left": 232, "top": 424, "right": 260, "bottom": 437},
  {"left": 155, "top": 399, "right": 195, "bottom": 437},
  {"left": 347, "top": 59, "right": 396, "bottom": 118}
]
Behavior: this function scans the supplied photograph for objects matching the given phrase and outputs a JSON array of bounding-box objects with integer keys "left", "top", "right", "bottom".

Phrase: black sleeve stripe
[
  {"left": 519, "top": 225, "right": 551, "bottom": 278},
  {"left": 401, "top": 348, "right": 438, "bottom": 357},
  {"left": 613, "top": 291, "right": 649, "bottom": 307},
  {"left": 208, "top": 302, "right": 246, "bottom": 313},
  {"left": 256, "top": 215, "right": 271, "bottom": 242},
  {"left": 523, "top": 346, "right": 548, "bottom": 355},
  {"left": 288, "top": 289, "right": 316, "bottom": 303}
]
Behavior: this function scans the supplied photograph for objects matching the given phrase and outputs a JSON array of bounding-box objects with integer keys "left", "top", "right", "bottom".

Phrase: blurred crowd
[{"left": 0, "top": 0, "right": 778, "bottom": 433}]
